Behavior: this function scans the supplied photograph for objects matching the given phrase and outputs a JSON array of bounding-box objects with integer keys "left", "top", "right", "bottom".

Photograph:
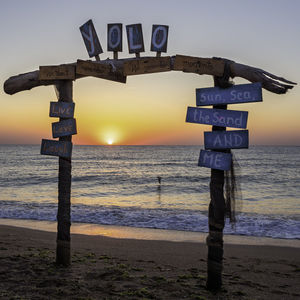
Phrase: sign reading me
[{"left": 199, "top": 150, "right": 232, "bottom": 171}]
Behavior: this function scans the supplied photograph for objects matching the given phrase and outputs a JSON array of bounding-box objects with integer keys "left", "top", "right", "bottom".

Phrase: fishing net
[{"left": 224, "top": 151, "right": 242, "bottom": 224}]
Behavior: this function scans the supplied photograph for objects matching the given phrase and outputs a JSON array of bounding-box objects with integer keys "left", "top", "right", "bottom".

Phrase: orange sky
[{"left": 0, "top": 1, "right": 299, "bottom": 146}]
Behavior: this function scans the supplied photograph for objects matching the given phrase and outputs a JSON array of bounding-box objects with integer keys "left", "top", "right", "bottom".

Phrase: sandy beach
[{"left": 0, "top": 224, "right": 299, "bottom": 299}]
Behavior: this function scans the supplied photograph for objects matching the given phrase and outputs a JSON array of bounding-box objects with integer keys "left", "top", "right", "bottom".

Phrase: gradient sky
[{"left": 0, "top": 0, "right": 299, "bottom": 145}]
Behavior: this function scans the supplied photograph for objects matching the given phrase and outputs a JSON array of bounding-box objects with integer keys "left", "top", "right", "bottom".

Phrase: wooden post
[
  {"left": 55, "top": 80, "right": 73, "bottom": 266},
  {"left": 206, "top": 72, "right": 231, "bottom": 291}
]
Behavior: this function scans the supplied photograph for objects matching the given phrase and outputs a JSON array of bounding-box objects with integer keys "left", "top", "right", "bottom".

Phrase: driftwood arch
[{"left": 3, "top": 54, "right": 296, "bottom": 292}]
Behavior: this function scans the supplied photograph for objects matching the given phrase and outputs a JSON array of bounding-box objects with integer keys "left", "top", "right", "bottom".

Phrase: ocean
[{"left": 0, "top": 145, "right": 299, "bottom": 240}]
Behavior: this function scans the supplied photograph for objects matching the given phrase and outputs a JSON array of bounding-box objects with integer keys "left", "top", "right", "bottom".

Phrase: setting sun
[{"left": 98, "top": 126, "right": 121, "bottom": 145}]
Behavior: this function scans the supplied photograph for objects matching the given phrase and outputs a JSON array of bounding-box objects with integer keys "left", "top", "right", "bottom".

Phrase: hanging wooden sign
[
  {"left": 49, "top": 102, "right": 75, "bottom": 118},
  {"left": 39, "top": 65, "right": 75, "bottom": 80},
  {"left": 173, "top": 55, "right": 224, "bottom": 76},
  {"left": 123, "top": 57, "right": 171, "bottom": 75},
  {"left": 204, "top": 130, "right": 249, "bottom": 150},
  {"left": 107, "top": 23, "right": 122, "bottom": 52},
  {"left": 151, "top": 25, "right": 169, "bottom": 53},
  {"left": 76, "top": 60, "right": 126, "bottom": 83},
  {"left": 186, "top": 107, "right": 248, "bottom": 129},
  {"left": 196, "top": 83, "right": 262, "bottom": 106},
  {"left": 80, "top": 19, "right": 103, "bottom": 58},
  {"left": 52, "top": 119, "right": 77, "bottom": 138},
  {"left": 40, "top": 139, "right": 73, "bottom": 158},
  {"left": 198, "top": 150, "right": 232, "bottom": 171},
  {"left": 126, "top": 24, "right": 145, "bottom": 54}
]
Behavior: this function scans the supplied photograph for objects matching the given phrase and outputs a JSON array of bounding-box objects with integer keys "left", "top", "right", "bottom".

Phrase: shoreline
[
  {"left": 0, "top": 223, "right": 300, "bottom": 299},
  {"left": 0, "top": 217, "right": 299, "bottom": 248}
]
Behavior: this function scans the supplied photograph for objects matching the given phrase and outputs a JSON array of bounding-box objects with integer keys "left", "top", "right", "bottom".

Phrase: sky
[{"left": 0, "top": 0, "right": 299, "bottom": 146}]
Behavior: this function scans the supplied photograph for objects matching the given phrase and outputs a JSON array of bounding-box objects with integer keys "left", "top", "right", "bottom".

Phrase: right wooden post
[{"left": 206, "top": 74, "right": 231, "bottom": 291}]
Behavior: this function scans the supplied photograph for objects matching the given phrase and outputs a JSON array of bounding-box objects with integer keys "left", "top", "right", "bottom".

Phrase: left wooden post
[{"left": 55, "top": 80, "right": 73, "bottom": 266}]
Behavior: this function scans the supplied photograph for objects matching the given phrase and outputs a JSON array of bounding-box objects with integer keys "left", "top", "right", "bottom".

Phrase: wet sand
[{"left": 0, "top": 224, "right": 299, "bottom": 299}]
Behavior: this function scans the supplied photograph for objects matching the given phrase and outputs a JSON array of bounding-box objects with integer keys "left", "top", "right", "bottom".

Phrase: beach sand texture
[{"left": 0, "top": 225, "right": 299, "bottom": 299}]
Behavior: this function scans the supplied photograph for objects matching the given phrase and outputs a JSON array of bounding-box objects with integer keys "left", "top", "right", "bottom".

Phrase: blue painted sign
[
  {"left": 186, "top": 107, "right": 248, "bottom": 129},
  {"left": 80, "top": 19, "right": 103, "bottom": 57},
  {"left": 198, "top": 150, "right": 232, "bottom": 171},
  {"left": 52, "top": 119, "right": 77, "bottom": 138},
  {"left": 107, "top": 23, "right": 122, "bottom": 52},
  {"left": 204, "top": 130, "right": 249, "bottom": 150},
  {"left": 196, "top": 83, "right": 262, "bottom": 106},
  {"left": 151, "top": 25, "right": 169, "bottom": 53},
  {"left": 49, "top": 102, "right": 75, "bottom": 118},
  {"left": 126, "top": 24, "right": 145, "bottom": 54},
  {"left": 40, "top": 139, "right": 72, "bottom": 158}
]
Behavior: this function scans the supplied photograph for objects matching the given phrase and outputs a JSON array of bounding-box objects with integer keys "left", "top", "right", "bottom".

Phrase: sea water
[{"left": 0, "top": 145, "right": 299, "bottom": 239}]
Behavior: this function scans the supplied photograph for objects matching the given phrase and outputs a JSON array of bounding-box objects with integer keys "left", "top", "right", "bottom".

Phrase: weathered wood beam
[{"left": 3, "top": 56, "right": 296, "bottom": 95}]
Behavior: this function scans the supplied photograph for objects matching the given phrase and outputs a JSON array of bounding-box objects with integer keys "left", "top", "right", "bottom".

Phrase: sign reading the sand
[
  {"left": 107, "top": 23, "right": 123, "bottom": 52},
  {"left": 80, "top": 19, "right": 103, "bottom": 58},
  {"left": 76, "top": 60, "right": 126, "bottom": 83},
  {"left": 199, "top": 150, "right": 232, "bottom": 171},
  {"left": 126, "top": 24, "right": 145, "bottom": 54},
  {"left": 151, "top": 25, "right": 169, "bottom": 53},
  {"left": 52, "top": 119, "right": 77, "bottom": 138},
  {"left": 39, "top": 65, "right": 75, "bottom": 80},
  {"left": 186, "top": 107, "right": 248, "bottom": 129},
  {"left": 49, "top": 102, "right": 75, "bottom": 118},
  {"left": 41, "top": 139, "right": 72, "bottom": 158},
  {"left": 196, "top": 83, "right": 262, "bottom": 106},
  {"left": 174, "top": 55, "right": 224, "bottom": 76},
  {"left": 204, "top": 130, "right": 249, "bottom": 150},
  {"left": 123, "top": 57, "right": 171, "bottom": 75}
]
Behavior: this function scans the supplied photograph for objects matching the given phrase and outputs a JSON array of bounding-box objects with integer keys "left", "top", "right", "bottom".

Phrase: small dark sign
[
  {"left": 41, "top": 139, "right": 72, "bottom": 158},
  {"left": 49, "top": 102, "right": 75, "bottom": 118},
  {"left": 107, "top": 23, "right": 122, "bottom": 52},
  {"left": 123, "top": 57, "right": 171, "bottom": 75},
  {"left": 39, "top": 65, "right": 75, "bottom": 80},
  {"left": 196, "top": 83, "right": 262, "bottom": 106},
  {"left": 80, "top": 19, "right": 103, "bottom": 57},
  {"left": 52, "top": 119, "right": 77, "bottom": 138},
  {"left": 198, "top": 150, "right": 232, "bottom": 171},
  {"left": 151, "top": 25, "right": 169, "bottom": 53},
  {"left": 186, "top": 107, "right": 248, "bottom": 129},
  {"left": 76, "top": 60, "right": 126, "bottom": 83},
  {"left": 204, "top": 130, "right": 249, "bottom": 150},
  {"left": 126, "top": 24, "right": 145, "bottom": 54}
]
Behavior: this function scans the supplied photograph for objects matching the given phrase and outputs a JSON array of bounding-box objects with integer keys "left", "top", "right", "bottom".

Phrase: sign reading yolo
[{"left": 80, "top": 20, "right": 169, "bottom": 57}]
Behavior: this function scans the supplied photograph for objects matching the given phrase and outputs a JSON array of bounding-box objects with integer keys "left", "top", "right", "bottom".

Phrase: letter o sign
[
  {"left": 107, "top": 23, "right": 122, "bottom": 52},
  {"left": 151, "top": 25, "right": 169, "bottom": 53}
]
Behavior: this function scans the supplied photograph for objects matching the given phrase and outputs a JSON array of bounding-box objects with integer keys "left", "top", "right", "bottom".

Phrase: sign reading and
[{"left": 204, "top": 130, "right": 249, "bottom": 150}]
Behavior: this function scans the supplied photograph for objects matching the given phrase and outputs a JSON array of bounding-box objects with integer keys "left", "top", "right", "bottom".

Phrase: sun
[{"left": 107, "top": 139, "right": 114, "bottom": 145}]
